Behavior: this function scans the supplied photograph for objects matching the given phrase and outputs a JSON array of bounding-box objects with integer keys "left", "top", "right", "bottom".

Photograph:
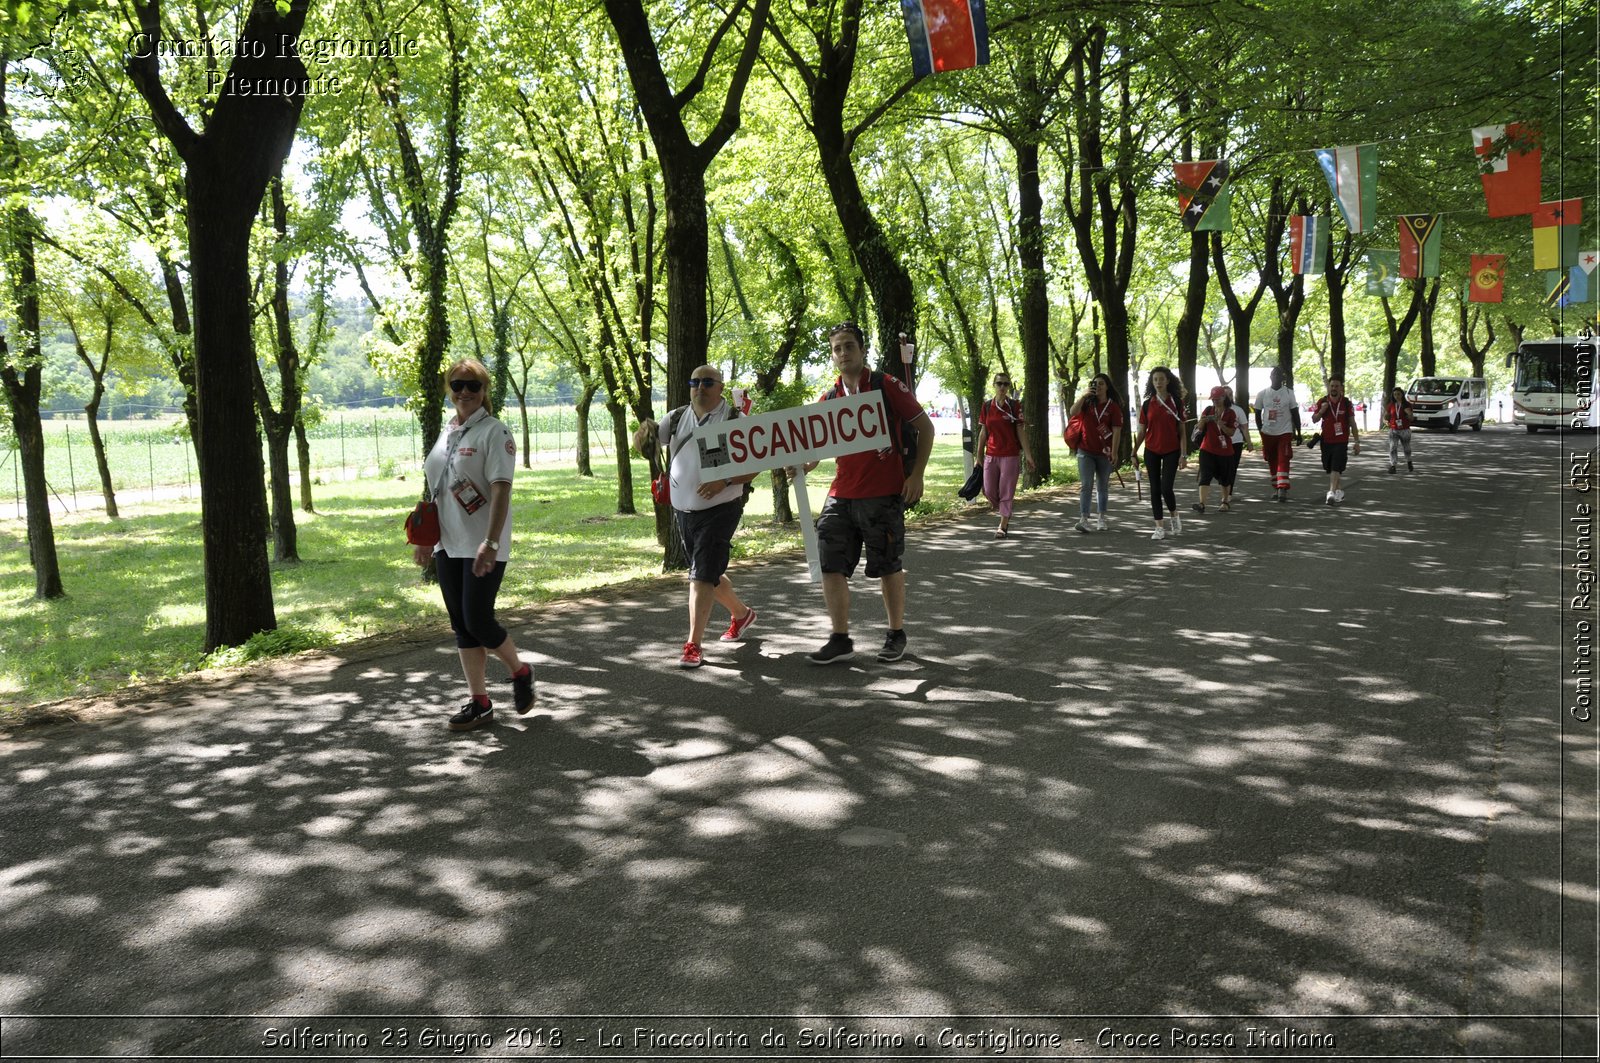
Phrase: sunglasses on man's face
[
  {"left": 449, "top": 379, "right": 483, "bottom": 393},
  {"left": 688, "top": 378, "right": 720, "bottom": 388},
  {"left": 994, "top": 379, "right": 1010, "bottom": 387}
]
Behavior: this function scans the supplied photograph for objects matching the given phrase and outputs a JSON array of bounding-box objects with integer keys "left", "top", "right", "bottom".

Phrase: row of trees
[{"left": 0, "top": 0, "right": 1591, "bottom": 655}]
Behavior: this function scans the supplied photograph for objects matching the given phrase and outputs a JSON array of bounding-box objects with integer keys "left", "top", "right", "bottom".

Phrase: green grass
[{"left": 0, "top": 438, "right": 1081, "bottom": 714}]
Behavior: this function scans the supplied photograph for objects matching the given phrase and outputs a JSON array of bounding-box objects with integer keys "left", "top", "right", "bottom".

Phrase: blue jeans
[{"left": 1077, "top": 452, "right": 1111, "bottom": 517}]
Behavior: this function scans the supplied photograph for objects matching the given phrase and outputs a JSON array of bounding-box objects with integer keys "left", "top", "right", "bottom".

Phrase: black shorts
[
  {"left": 1321, "top": 442, "right": 1349, "bottom": 473},
  {"left": 817, "top": 495, "right": 906, "bottom": 579},
  {"left": 1197, "top": 450, "right": 1234, "bottom": 486},
  {"left": 675, "top": 498, "right": 745, "bottom": 584}
]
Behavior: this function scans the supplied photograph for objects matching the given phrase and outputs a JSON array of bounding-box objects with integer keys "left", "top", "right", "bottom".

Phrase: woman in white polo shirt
[{"left": 416, "top": 358, "right": 534, "bottom": 731}]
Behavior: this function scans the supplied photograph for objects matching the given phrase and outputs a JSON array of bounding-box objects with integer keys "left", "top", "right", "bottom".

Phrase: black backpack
[{"left": 828, "top": 370, "right": 919, "bottom": 478}]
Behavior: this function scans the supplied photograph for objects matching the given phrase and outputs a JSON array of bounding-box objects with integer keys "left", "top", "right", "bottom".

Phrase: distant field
[{"left": 0, "top": 405, "right": 605, "bottom": 512}]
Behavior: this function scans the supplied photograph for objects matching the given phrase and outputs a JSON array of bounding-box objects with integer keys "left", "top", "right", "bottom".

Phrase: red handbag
[
  {"left": 404, "top": 499, "right": 440, "bottom": 547},
  {"left": 1063, "top": 414, "right": 1086, "bottom": 450},
  {"left": 650, "top": 474, "right": 670, "bottom": 506}
]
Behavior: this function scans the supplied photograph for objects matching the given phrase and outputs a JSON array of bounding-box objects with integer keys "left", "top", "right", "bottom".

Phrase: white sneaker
[
  {"left": 1326, "top": 491, "right": 1336, "bottom": 504},
  {"left": 1170, "top": 511, "right": 1182, "bottom": 535},
  {"left": 1074, "top": 518, "right": 1091, "bottom": 534},
  {"left": 1333, "top": 489, "right": 1345, "bottom": 502},
  {"left": 1150, "top": 525, "right": 1166, "bottom": 540},
  {"left": 1095, "top": 514, "right": 1108, "bottom": 532}
]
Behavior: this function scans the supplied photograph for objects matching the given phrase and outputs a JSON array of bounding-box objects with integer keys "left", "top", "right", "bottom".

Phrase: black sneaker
[
  {"left": 807, "top": 634, "right": 854, "bottom": 665},
  {"left": 1407, "top": 460, "right": 1415, "bottom": 472},
  {"left": 511, "top": 666, "right": 535, "bottom": 714},
  {"left": 877, "top": 629, "right": 908, "bottom": 662},
  {"left": 448, "top": 699, "right": 494, "bottom": 731}
]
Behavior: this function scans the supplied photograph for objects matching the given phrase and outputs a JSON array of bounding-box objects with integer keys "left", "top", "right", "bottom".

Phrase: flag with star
[
  {"left": 1398, "top": 215, "right": 1443, "bottom": 278},
  {"left": 1532, "top": 199, "right": 1582, "bottom": 269},
  {"left": 1471, "top": 123, "right": 1542, "bottom": 218},
  {"left": 1289, "top": 215, "right": 1329, "bottom": 275},
  {"left": 1174, "top": 159, "right": 1232, "bottom": 231},
  {"left": 1579, "top": 249, "right": 1600, "bottom": 276},
  {"left": 1468, "top": 254, "right": 1506, "bottom": 303},
  {"left": 1316, "top": 144, "right": 1379, "bottom": 232},
  {"left": 1365, "top": 250, "right": 1400, "bottom": 296},
  {"left": 901, "top": 0, "right": 990, "bottom": 77}
]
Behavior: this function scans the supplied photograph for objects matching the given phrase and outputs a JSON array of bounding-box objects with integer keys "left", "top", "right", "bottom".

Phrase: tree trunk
[
  {"left": 0, "top": 357, "right": 64, "bottom": 599},
  {"left": 1325, "top": 234, "right": 1353, "bottom": 381},
  {"left": 84, "top": 384, "right": 118, "bottom": 519},
  {"left": 255, "top": 174, "right": 301, "bottom": 563},
  {"left": 1418, "top": 278, "right": 1441, "bottom": 377},
  {"left": 1176, "top": 230, "right": 1209, "bottom": 418},
  {"left": 293, "top": 413, "right": 314, "bottom": 513},
  {"left": 770, "top": 464, "right": 794, "bottom": 524},
  {"left": 604, "top": 393, "right": 635, "bottom": 515},
  {"left": 1015, "top": 139, "right": 1050, "bottom": 485},
  {"left": 187, "top": 166, "right": 278, "bottom": 647},
  {"left": 1380, "top": 280, "right": 1430, "bottom": 399},
  {"left": 575, "top": 383, "right": 597, "bottom": 477}
]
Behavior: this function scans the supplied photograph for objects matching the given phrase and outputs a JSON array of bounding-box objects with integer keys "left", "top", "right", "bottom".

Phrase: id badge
[
  {"left": 451, "top": 476, "right": 487, "bottom": 514},
  {"left": 1331, "top": 421, "right": 1346, "bottom": 440},
  {"left": 1267, "top": 408, "right": 1279, "bottom": 423}
]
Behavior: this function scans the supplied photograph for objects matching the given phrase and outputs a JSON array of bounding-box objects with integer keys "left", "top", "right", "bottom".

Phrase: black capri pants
[
  {"left": 1144, "top": 448, "right": 1181, "bottom": 519},
  {"left": 436, "top": 555, "right": 509, "bottom": 649}
]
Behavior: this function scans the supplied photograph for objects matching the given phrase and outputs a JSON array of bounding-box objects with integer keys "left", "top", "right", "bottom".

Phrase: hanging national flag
[
  {"left": 901, "top": 0, "right": 990, "bottom": 77},
  {"left": 1533, "top": 199, "right": 1583, "bottom": 269},
  {"left": 1365, "top": 250, "right": 1400, "bottom": 296},
  {"left": 1289, "top": 215, "right": 1329, "bottom": 275},
  {"left": 1471, "top": 123, "right": 1542, "bottom": 218},
  {"left": 1544, "top": 270, "right": 1572, "bottom": 307},
  {"left": 1174, "top": 160, "right": 1232, "bottom": 232},
  {"left": 1316, "top": 144, "right": 1379, "bottom": 233},
  {"left": 1560, "top": 266, "right": 1591, "bottom": 308},
  {"left": 1579, "top": 250, "right": 1600, "bottom": 276},
  {"left": 1397, "top": 215, "right": 1443, "bottom": 278},
  {"left": 1468, "top": 254, "right": 1506, "bottom": 303}
]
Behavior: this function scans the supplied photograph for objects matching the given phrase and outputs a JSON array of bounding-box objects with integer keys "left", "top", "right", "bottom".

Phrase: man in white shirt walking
[
  {"left": 637, "top": 365, "right": 759, "bottom": 669},
  {"left": 1254, "top": 365, "right": 1304, "bottom": 502}
]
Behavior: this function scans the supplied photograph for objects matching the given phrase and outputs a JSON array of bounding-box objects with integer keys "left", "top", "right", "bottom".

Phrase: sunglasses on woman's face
[
  {"left": 449, "top": 379, "right": 483, "bottom": 394},
  {"left": 688, "top": 377, "right": 720, "bottom": 388}
]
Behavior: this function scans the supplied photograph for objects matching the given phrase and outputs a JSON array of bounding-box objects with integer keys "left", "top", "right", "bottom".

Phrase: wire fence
[{"left": 0, "top": 400, "right": 616, "bottom": 518}]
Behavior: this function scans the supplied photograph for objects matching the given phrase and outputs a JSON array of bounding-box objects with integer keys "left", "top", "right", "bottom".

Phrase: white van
[{"left": 1406, "top": 376, "right": 1488, "bottom": 432}]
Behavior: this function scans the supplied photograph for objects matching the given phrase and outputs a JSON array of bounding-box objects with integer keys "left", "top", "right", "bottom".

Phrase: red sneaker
[
  {"left": 719, "top": 606, "right": 758, "bottom": 642},
  {"left": 678, "top": 641, "right": 703, "bottom": 668}
]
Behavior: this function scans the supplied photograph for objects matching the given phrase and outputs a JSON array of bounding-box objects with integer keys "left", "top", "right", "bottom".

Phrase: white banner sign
[{"left": 690, "top": 391, "right": 892, "bottom": 479}]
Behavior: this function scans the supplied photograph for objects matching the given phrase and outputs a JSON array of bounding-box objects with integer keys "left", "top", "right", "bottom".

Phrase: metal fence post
[
  {"left": 340, "top": 414, "right": 346, "bottom": 477},
  {"left": 65, "top": 423, "right": 77, "bottom": 511},
  {"left": 148, "top": 440, "right": 155, "bottom": 498},
  {"left": 373, "top": 415, "right": 380, "bottom": 470}
]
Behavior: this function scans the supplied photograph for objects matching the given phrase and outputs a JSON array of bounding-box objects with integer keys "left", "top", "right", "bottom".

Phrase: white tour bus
[{"left": 1508, "top": 334, "right": 1597, "bottom": 433}]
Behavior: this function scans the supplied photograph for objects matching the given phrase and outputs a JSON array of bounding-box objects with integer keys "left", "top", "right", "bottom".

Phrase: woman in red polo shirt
[
  {"left": 1384, "top": 386, "right": 1415, "bottom": 474},
  {"left": 1069, "top": 372, "right": 1125, "bottom": 533},
  {"left": 1133, "top": 366, "right": 1188, "bottom": 540},
  {"left": 973, "top": 372, "right": 1036, "bottom": 538}
]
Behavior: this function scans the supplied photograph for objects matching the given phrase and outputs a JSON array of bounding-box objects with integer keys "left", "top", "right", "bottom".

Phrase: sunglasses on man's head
[
  {"left": 688, "top": 377, "right": 720, "bottom": 388},
  {"left": 449, "top": 379, "right": 483, "bottom": 393}
]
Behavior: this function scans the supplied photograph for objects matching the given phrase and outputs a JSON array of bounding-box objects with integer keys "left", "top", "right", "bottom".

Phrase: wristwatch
[{"left": 482, "top": 538, "right": 500, "bottom": 552}]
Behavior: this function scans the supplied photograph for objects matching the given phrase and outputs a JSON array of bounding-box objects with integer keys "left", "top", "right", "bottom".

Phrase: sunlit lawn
[{"left": 0, "top": 438, "right": 1079, "bottom": 713}]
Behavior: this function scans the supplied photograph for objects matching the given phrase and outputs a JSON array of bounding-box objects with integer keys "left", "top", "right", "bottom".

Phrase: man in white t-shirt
[
  {"left": 637, "top": 365, "right": 759, "bottom": 669},
  {"left": 1255, "top": 365, "right": 1304, "bottom": 502}
]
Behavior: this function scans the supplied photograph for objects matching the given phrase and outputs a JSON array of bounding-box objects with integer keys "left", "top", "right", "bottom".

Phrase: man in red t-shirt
[
  {"left": 1313, "top": 377, "right": 1361, "bottom": 503},
  {"left": 798, "top": 322, "right": 934, "bottom": 665}
]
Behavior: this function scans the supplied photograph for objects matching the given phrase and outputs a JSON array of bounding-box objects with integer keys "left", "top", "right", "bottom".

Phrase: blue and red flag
[{"left": 902, "top": 0, "right": 990, "bottom": 77}]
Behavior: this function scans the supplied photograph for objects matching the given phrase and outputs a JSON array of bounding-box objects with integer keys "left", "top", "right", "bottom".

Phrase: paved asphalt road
[{"left": 2, "top": 425, "right": 1595, "bottom": 1060}]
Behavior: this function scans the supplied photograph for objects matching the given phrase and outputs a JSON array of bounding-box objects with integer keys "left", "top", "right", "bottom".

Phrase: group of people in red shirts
[{"left": 970, "top": 365, "right": 1425, "bottom": 546}]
